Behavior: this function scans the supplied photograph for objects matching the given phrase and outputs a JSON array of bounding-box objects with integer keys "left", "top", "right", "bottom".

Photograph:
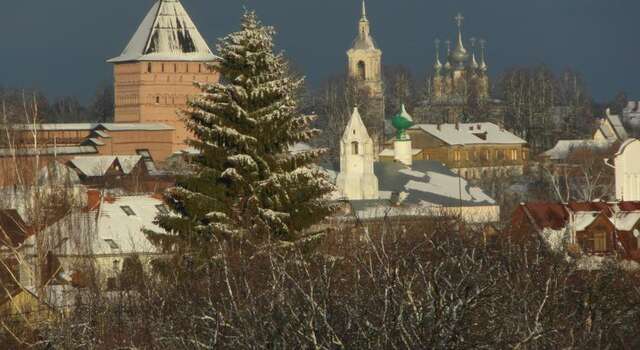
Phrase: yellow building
[
  {"left": 380, "top": 122, "right": 529, "bottom": 179},
  {"left": 108, "top": 0, "right": 219, "bottom": 152}
]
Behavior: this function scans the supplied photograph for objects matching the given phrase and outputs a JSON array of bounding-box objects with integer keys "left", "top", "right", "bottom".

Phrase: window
[
  {"left": 147, "top": 63, "right": 152, "bottom": 73},
  {"left": 104, "top": 239, "right": 119, "bottom": 250},
  {"left": 155, "top": 96, "right": 160, "bottom": 104},
  {"left": 593, "top": 232, "right": 607, "bottom": 252},
  {"left": 174, "top": 64, "right": 177, "bottom": 72},
  {"left": 161, "top": 63, "right": 165, "bottom": 72},
  {"left": 351, "top": 141, "right": 359, "bottom": 155},
  {"left": 357, "top": 61, "right": 366, "bottom": 80},
  {"left": 198, "top": 64, "right": 202, "bottom": 73},
  {"left": 156, "top": 204, "right": 169, "bottom": 215},
  {"left": 121, "top": 206, "right": 136, "bottom": 216}
]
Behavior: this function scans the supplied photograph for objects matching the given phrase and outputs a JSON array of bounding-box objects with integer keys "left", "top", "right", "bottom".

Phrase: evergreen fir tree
[{"left": 150, "top": 11, "right": 335, "bottom": 256}]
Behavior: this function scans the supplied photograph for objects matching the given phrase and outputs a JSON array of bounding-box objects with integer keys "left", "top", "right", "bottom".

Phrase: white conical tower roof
[
  {"left": 108, "top": 0, "right": 217, "bottom": 63},
  {"left": 343, "top": 107, "right": 372, "bottom": 140}
]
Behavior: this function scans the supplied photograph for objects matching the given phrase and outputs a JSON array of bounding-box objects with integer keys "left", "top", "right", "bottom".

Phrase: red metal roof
[{"left": 515, "top": 201, "right": 640, "bottom": 231}]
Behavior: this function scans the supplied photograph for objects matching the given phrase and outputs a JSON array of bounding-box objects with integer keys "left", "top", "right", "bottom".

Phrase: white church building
[
  {"left": 333, "top": 107, "right": 500, "bottom": 223},
  {"left": 614, "top": 138, "right": 640, "bottom": 201}
]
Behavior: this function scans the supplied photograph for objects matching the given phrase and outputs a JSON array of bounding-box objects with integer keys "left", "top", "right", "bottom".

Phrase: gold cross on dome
[{"left": 454, "top": 13, "right": 464, "bottom": 28}]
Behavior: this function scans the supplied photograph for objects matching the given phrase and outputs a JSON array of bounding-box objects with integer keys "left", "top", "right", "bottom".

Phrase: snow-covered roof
[
  {"left": 69, "top": 155, "right": 143, "bottom": 177},
  {"left": 100, "top": 123, "right": 174, "bottom": 131},
  {"left": 378, "top": 148, "right": 422, "bottom": 157},
  {"left": 0, "top": 146, "right": 98, "bottom": 157},
  {"left": 108, "top": 0, "right": 218, "bottom": 63},
  {"left": 613, "top": 211, "right": 640, "bottom": 231},
  {"left": 604, "top": 112, "right": 628, "bottom": 141},
  {"left": 11, "top": 123, "right": 98, "bottom": 131},
  {"left": 374, "top": 160, "right": 496, "bottom": 207},
  {"left": 34, "top": 195, "right": 167, "bottom": 257},
  {"left": 11, "top": 123, "right": 173, "bottom": 132},
  {"left": 411, "top": 122, "right": 526, "bottom": 146},
  {"left": 573, "top": 212, "right": 601, "bottom": 231},
  {"left": 37, "top": 161, "right": 81, "bottom": 186},
  {"left": 542, "top": 140, "right": 612, "bottom": 160},
  {"left": 94, "top": 196, "right": 166, "bottom": 255},
  {"left": 70, "top": 156, "right": 118, "bottom": 177}
]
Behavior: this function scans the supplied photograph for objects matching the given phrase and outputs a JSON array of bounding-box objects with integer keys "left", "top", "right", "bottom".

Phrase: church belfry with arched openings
[{"left": 347, "top": 1, "right": 383, "bottom": 97}]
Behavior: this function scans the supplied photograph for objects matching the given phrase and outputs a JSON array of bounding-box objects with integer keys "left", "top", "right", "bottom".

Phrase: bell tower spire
[
  {"left": 479, "top": 39, "right": 488, "bottom": 72},
  {"left": 359, "top": 0, "right": 370, "bottom": 37},
  {"left": 362, "top": 0, "right": 367, "bottom": 19},
  {"left": 433, "top": 39, "right": 443, "bottom": 73}
]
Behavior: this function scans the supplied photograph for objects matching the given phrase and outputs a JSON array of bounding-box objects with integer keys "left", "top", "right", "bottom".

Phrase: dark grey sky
[{"left": 0, "top": 0, "right": 637, "bottom": 103}]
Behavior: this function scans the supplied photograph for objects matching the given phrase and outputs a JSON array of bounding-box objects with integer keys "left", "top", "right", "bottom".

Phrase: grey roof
[
  {"left": 351, "top": 33, "right": 378, "bottom": 51},
  {"left": 99, "top": 123, "right": 174, "bottom": 131},
  {"left": 108, "top": 0, "right": 217, "bottom": 63},
  {"left": 0, "top": 146, "right": 98, "bottom": 157},
  {"left": 11, "top": 123, "right": 174, "bottom": 132},
  {"left": 411, "top": 122, "right": 526, "bottom": 145},
  {"left": 605, "top": 114, "right": 628, "bottom": 141}
]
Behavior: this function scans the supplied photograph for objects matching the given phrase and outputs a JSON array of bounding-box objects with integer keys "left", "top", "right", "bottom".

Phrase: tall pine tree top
[{"left": 151, "top": 11, "right": 334, "bottom": 257}]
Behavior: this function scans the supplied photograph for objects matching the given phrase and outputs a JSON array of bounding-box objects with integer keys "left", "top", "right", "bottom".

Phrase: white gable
[
  {"left": 108, "top": 0, "right": 218, "bottom": 63},
  {"left": 342, "top": 107, "right": 371, "bottom": 142},
  {"left": 70, "top": 156, "right": 143, "bottom": 177}
]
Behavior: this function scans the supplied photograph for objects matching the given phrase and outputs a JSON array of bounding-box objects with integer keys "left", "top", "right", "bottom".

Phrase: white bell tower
[{"left": 336, "top": 107, "right": 379, "bottom": 200}]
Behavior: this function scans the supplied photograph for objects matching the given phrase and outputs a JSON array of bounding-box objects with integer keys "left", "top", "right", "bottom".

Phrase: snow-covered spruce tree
[{"left": 151, "top": 11, "right": 334, "bottom": 254}]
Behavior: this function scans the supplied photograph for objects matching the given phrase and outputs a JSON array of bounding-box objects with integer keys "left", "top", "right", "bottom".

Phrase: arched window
[
  {"left": 351, "top": 141, "right": 359, "bottom": 155},
  {"left": 357, "top": 61, "right": 366, "bottom": 80}
]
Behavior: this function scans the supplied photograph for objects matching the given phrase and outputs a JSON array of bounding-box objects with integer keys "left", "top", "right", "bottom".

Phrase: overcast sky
[{"left": 0, "top": 0, "right": 637, "bottom": 103}]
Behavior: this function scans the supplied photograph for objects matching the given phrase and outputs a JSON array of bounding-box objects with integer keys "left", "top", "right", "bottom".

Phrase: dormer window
[
  {"left": 104, "top": 239, "right": 119, "bottom": 250},
  {"left": 121, "top": 206, "right": 136, "bottom": 216},
  {"left": 352, "top": 141, "right": 359, "bottom": 155},
  {"left": 156, "top": 204, "right": 169, "bottom": 215}
]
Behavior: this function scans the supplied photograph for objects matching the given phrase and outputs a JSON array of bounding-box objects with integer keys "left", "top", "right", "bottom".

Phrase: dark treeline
[
  {"left": 10, "top": 221, "right": 639, "bottom": 349},
  {"left": 0, "top": 83, "right": 114, "bottom": 124}
]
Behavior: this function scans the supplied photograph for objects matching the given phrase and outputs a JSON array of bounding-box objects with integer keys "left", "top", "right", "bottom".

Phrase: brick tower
[{"left": 108, "top": 0, "right": 219, "bottom": 152}]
